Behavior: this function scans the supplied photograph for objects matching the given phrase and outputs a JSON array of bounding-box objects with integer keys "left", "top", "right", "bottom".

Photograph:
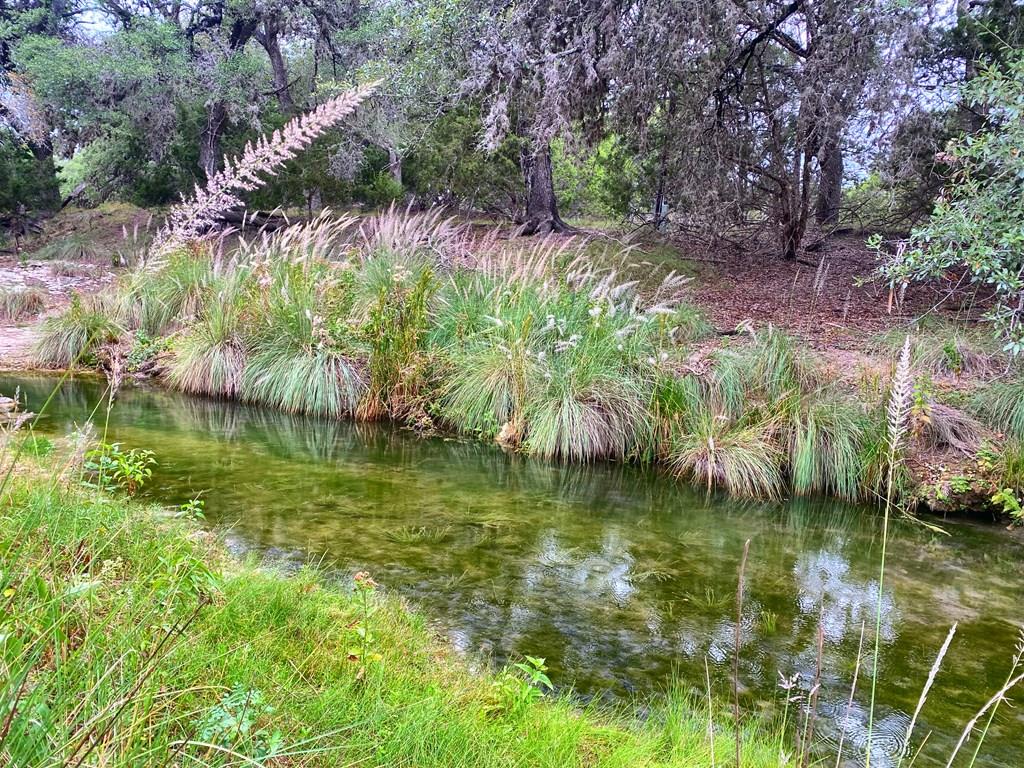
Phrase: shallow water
[{"left": 5, "top": 373, "right": 1023, "bottom": 767}]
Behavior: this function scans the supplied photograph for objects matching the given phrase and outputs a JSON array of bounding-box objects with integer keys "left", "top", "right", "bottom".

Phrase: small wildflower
[{"left": 353, "top": 571, "right": 378, "bottom": 589}]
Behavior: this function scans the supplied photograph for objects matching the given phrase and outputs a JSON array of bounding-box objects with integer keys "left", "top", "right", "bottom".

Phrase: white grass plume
[{"left": 155, "top": 82, "right": 378, "bottom": 257}]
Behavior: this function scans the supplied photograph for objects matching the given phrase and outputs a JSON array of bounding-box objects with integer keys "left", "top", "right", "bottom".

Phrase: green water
[{"left": 5, "top": 373, "right": 1023, "bottom": 767}]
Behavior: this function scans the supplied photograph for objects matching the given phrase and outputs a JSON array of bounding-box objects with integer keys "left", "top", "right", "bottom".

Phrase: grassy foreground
[{"left": 0, "top": 468, "right": 788, "bottom": 767}]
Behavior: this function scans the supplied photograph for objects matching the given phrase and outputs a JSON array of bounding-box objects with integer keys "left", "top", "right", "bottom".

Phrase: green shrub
[{"left": 359, "top": 265, "right": 435, "bottom": 420}]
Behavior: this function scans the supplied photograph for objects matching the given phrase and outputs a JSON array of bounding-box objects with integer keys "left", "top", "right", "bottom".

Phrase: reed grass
[
  {"left": 0, "top": 286, "right": 46, "bottom": 322},
  {"left": 27, "top": 209, "right": 972, "bottom": 508},
  {"left": 34, "top": 292, "right": 121, "bottom": 367}
]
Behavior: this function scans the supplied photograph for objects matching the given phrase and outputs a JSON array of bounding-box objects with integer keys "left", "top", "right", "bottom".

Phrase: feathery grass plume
[
  {"left": 866, "top": 334, "right": 913, "bottom": 768},
  {"left": 34, "top": 292, "right": 121, "bottom": 368},
  {"left": 970, "top": 378, "right": 1024, "bottom": 440},
  {"left": 0, "top": 286, "right": 46, "bottom": 321},
  {"left": 358, "top": 203, "right": 466, "bottom": 267},
  {"left": 154, "top": 82, "right": 378, "bottom": 255},
  {"left": 235, "top": 209, "right": 356, "bottom": 267},
  {"left": 901, "top": 623, "right": 957, "bottom": 765},
  {"left": 886, "top": 337, "right": 915, "bottom": 457}
]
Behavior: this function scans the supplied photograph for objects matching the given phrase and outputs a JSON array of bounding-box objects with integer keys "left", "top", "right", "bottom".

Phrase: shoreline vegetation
[
  {"left": 0, "top": 462, "right": 790, "bottom": 767},
  {"left": 4, "top": 81, "right": 1020, "bottom": 523},
  {"left": 23, "top": 207, "right": 1024, "bottom": 520}
]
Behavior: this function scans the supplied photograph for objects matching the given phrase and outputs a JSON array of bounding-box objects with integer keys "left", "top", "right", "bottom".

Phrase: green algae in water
[{"left": 6, "top": 373, "right": 1024, "bottom": 768}]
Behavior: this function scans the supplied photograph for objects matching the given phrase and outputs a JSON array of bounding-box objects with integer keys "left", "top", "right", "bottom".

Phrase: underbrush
[
  {"left": 0, "top": 470, "right": 788, "bottom": 768},
  {"left": 31, "top": 209, "right": 1013, "bottom": 507}
]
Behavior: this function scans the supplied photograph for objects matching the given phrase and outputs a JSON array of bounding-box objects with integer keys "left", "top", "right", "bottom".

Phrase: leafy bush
[
  {"left": 880, "top": 53, "right": 1024, "bottom": 353},
  {"left": 83, "top": 442, "right": 156, "bottom": 496}
]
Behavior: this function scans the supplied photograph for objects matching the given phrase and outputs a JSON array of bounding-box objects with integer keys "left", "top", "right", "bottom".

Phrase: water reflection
[{"left": 5, "top": 373, "right": 1023, "bottom": 768}]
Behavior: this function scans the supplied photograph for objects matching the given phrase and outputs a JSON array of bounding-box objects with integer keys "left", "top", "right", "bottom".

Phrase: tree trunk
[
  {"left": 815, "top": 137, "right": 843, "bottom": 226},
  {"left": 520, "top": 142, "right": 570, "bottom": 235},
  {"left": 199, "top": 100, "right": 227, "bottom": 179},
  {"left": 388, "top": 146, "right": 402, "bottom": 186},
  {"left": 258, "top": 20, "right": 294, "bottom": 115}
]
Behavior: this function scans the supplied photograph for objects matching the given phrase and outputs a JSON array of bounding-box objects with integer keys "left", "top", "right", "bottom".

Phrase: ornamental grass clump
[
  {"left": 971, "top": 379, "right": 1024, "bottom": 440},
  {"left": 437, "top": 244, "right": 688, "bottom": 461},
  {"left": 166, "top": 269, "right": 251, "bottom": 398},
  {"left": 0, "top": 286, "right": 46, "bottom": 322},
  {"left": 35, "top": 292, "right": 120, "bottom": 367},
  {"left": 663, "top": 328, "right": 870, "bottom": 500},
  {"left": 116, "top": 249, "right": 217, "bottom": 335},
  {"left": 668, "top": 409, "right": 784, "bottom": 498},
  {"left": 240, "top": 258, "right": 365, "bottom": 418},
  {"left": 788, "top": 395, "right": 864, "bottom": 500}
]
